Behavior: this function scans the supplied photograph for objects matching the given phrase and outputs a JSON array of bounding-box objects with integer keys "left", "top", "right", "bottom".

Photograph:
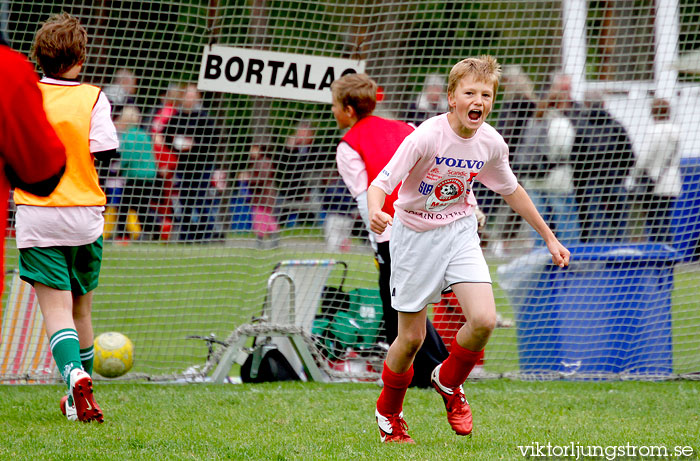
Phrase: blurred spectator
[
  {"left": 276, "top": 121, "right": 317, "bottom": 194},
  {"left": 489, "top": 65, "right": 538, "bottom": 256},
  {"left": 518, "top": 73, "right": 582, "bottom": 248},
  {"left": 114, "top": 106, "right": 160, "bottom": 240},
  {"left": 150, "top": 83, "right": 182, "bottom": 175},
  {"left": 208, "top": 166, "right": 229, "bottom": 241},
  {"left": 104, "top": 68, "right": 137, "bottom": 118},
  {"left": 322, "top": 176, "right": 356, "bottom": 253},
  {"left": 100, "top": 156, "right": 124, "bottom": 216},
  {"left": 275, "top": 121, "right": 320, "bottom": 225},
  {"left": 499, "top": 65, "right": 541, "bottom": 178},
  {"left": 163, "top": 83, "right": 219, "bottom": 241},
  {"left": 630, "top": 98, "right": 682, "bottom": 243},
  {"left": 401, "top": 73, "right": 448, "bottom": 126},
  {"left": 571, "top": 90, "right": 636, "bottom": 242},
  {"left": 246, "top": 145, "right": 279, "bottom": 248},
  {"left": 150, "top": 84, "right": 183, "bottom": 239},
  {"left": 100, "top": 69, "right": 138, "bottom": 209}
]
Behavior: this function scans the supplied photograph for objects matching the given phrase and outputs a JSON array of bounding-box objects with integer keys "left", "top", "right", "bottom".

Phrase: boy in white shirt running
[{"left": 368, "top": 56, "right": 570, "bottom": 443}]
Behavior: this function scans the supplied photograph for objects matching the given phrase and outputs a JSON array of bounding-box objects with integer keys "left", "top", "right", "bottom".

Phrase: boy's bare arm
[
  {"left": 502, "top": 184, "right": 570, "bottom": 268},
  {"left": 367, "top": 185, "right": 392, "bottom": 234}
]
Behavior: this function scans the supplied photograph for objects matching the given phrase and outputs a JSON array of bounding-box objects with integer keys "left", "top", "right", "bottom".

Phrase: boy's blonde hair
[
  {"left": 330, "top": 73, "right": 377, "bottom": 120},
  {"left": 447, "top": 56, "right": 502, "bottom": 100},
  {"left": 32, "top": 13, "right": 87, "bottom": 78}
]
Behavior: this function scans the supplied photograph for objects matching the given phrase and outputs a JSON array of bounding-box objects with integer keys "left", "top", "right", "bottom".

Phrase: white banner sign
[{"left": 197, "top": 45, "right": 365, "bottom": 104}]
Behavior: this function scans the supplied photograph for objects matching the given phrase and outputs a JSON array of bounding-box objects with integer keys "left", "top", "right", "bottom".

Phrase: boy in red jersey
[
  {"left": 369, "top": 56, "right": 570, "bottom": 443},
  {"left": 330, "top": 73, "right": 450, "bottom": 388},
  {"left": 15, "top": 13, "right": 120, "bottom": 423}
]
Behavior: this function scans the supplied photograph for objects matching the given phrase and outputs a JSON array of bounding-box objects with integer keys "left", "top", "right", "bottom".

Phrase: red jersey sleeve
[{"left": 0, "top": 46, "right": 66, "bottom": 186}]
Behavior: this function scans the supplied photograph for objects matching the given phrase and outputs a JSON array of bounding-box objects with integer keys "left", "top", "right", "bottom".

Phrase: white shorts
[{"left": 389, "top": 214, "right": 491, "bottom": 313}]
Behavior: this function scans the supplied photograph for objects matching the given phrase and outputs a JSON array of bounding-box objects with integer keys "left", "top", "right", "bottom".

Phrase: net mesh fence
[{"left": 2, "top": 0, "right": 699, "bottom": 382}]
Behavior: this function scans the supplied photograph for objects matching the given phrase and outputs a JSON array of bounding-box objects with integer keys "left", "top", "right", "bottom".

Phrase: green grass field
[
  {"left": 2, "top": 236, "right": 700, "bottom": 459},
  {"left": 0, "top": 235, "right": 700, "bottom": 460},
  {"left": 1, "top": 380, "right": 699, "bottom": 459}
]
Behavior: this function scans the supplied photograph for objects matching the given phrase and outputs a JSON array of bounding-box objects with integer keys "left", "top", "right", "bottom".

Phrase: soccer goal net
[{"left": 2, "top": 0, "right": 699, "bottom": 383}]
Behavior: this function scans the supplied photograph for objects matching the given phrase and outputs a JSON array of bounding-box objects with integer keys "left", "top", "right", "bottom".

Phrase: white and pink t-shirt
[{"left": 371, "top": 113, "right": 518, "bottom": 232}]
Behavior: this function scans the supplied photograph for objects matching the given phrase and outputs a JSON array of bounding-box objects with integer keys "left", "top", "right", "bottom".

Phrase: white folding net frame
[{"left": 1, "top": 0, "right": 699, "bottom": 382}]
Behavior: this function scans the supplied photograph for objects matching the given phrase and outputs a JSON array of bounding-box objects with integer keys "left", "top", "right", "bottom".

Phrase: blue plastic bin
[
  {"left": 671, "top": 157, "right": 700, "bottom": 262},
  {"left": 512, "top": 244, "right": 677, "bottom": 378}
]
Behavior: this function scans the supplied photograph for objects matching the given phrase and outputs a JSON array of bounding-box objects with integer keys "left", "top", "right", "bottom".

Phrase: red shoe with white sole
[
  {"left": 59, "top": 394, "right": 77, "bottom": 421},
  {"left": 431, "top": 364, "right": 472, "bottom": 436},
  {"left": 69, "top": 369, "right": 104, "bottom": 423},
  {"left": 375, "top": 408, "right": 415, "bottom": 444}
]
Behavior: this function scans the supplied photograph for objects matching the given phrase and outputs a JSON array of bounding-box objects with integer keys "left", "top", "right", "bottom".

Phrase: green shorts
[{"left": 19, "top": 237, "right": 103, "bottom": 295}]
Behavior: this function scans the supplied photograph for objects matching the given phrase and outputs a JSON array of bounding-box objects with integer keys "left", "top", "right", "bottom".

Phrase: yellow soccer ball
[{"left": 94, "top": 332, "right": 134, "bottom": 378}]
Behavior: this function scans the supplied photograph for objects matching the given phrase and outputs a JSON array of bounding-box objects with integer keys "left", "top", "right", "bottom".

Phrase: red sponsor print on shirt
[
  {"left": 426, "top": 177, "right": 465, "bottom": 211},
  {"left": 426, "top": 167, "right": 442, "bottom": 181}
]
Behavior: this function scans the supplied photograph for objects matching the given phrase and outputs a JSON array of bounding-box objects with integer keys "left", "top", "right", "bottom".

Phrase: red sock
[
  {"left": 438, "top": 340, "right": 483, "bottom": 389},
  {"left": 376, "top": 362, "right": 414, "bottom": 415}
]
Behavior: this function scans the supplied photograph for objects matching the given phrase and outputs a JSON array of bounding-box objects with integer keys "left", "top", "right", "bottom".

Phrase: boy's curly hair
[{"left": 32, "top": 13, "right": 87, "bottom": 78}]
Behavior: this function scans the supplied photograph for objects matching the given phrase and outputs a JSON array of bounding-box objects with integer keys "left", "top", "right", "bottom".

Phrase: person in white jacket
[{"left": 633, "top": 98, "right": 682, "bottom": 243}]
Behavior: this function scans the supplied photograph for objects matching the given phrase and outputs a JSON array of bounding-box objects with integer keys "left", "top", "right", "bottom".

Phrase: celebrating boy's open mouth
[{"left": 468, "top": 109, "right": 482, "bottom": 121}]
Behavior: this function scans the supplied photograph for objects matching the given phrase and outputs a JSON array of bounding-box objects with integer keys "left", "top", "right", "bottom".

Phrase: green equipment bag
[{"left": 312, "top": 288, "right": 383, "bottom": 360}]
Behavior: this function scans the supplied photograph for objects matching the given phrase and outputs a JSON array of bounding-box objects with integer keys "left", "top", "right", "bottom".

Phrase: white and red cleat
[
  {"left": 375, "top": 408, "right": 415, "bottom": 444},
  {"left": 69, "top": 368, "right": 104, "bottom": 423},
  {"left": 59, "top": 394, "right": 77, "bottom": 421},
  {"left": 431, "top": 364, "right": 473, "bottom": 436}
]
